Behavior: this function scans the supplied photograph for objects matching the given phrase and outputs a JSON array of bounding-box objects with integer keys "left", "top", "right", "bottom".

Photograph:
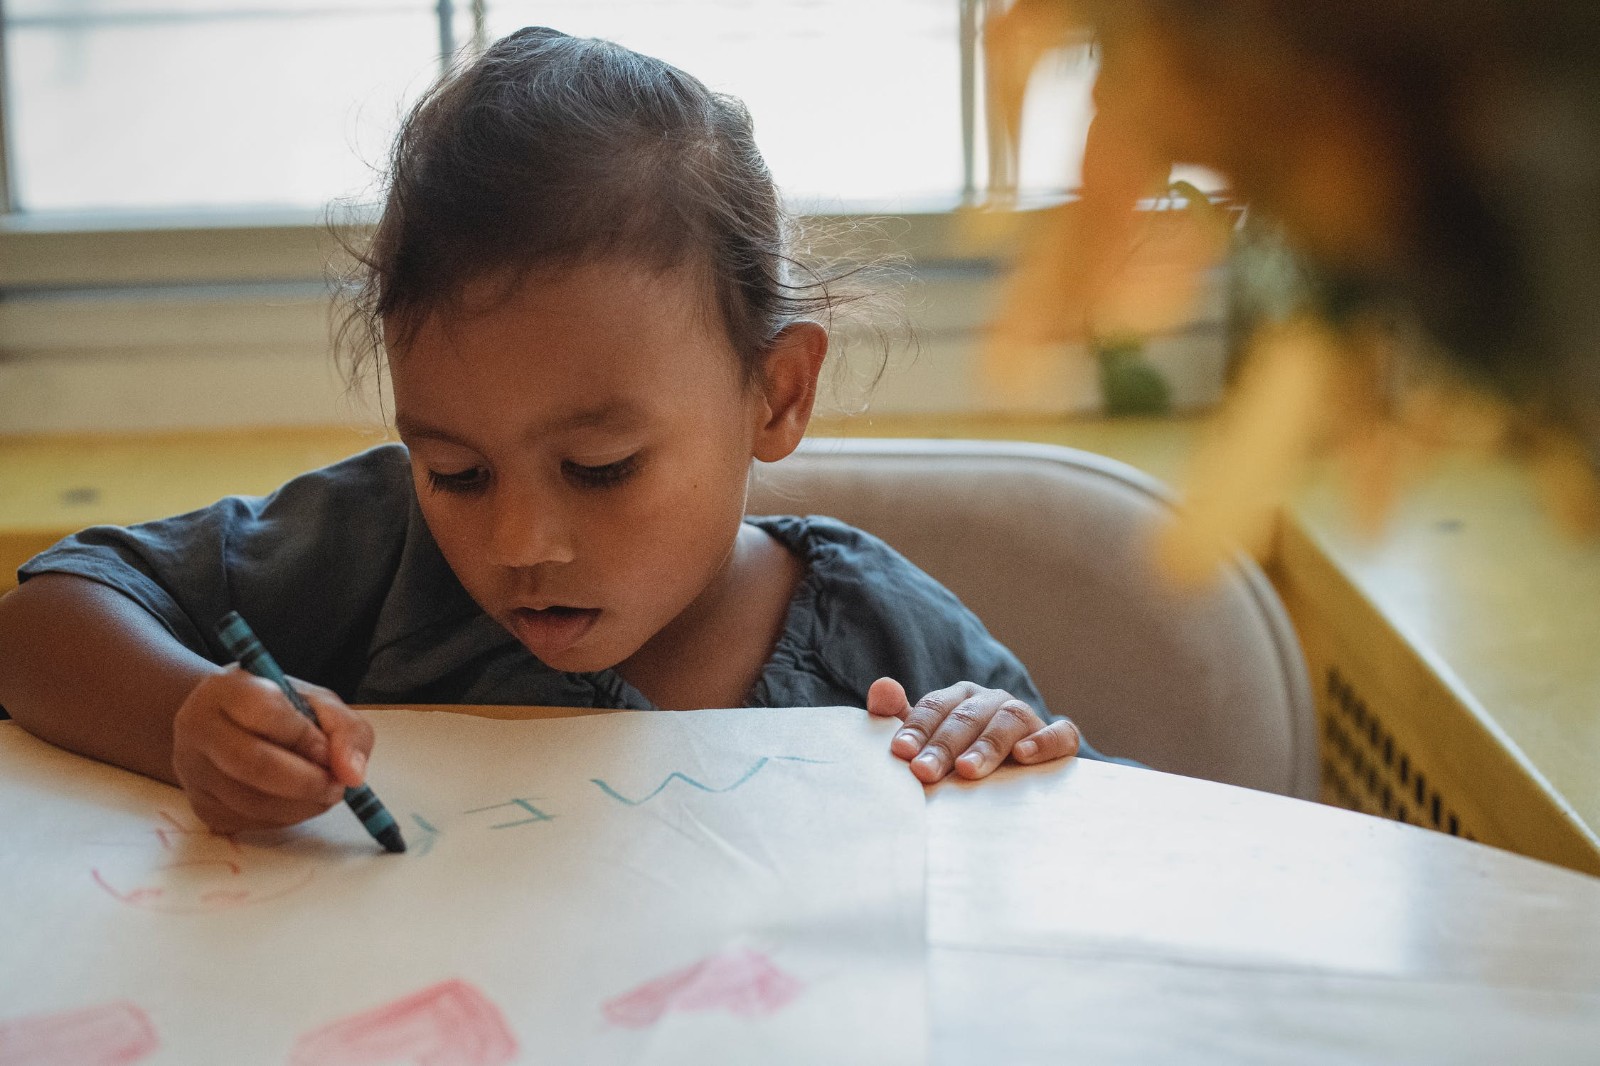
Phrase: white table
[{"left": 928, "top": 755, "right": 1600, "bottom": 1063}]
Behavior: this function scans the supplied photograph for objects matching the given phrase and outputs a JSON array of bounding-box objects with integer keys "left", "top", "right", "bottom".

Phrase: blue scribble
[
  {"left": 591, "top": 755, "right": 828, "bottom": 806},
  {"left": 464, "top": 798, "right": 556, "bottom": 829},
  {"left": 409, "top": 813, "right": 441, "bottom": 856}
]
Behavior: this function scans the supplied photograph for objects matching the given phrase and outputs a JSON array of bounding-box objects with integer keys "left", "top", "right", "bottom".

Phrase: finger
[
  {"left": 207, "top": 765, "right": 341, "bottom": 825},
  {"left": 187, "top": 772, "right": 339, "bottom": 833},
  {"left": 893, "top": 682, "right": 980, "bottom": 761},
  {"left": 954, "top": 697, "right": 1048, "bottom": 780},
  {"left": 187, "top": 778, "right": 308, "bottom": 834},
  {"left": 186, "top": 781, "right": 254, "bottom": 835},
  {"left": 912, "top": 689, "right": 1018, "bottom": 784},
  {"left": 1013, "top": 718, "right": 1082, "bottom": 765},
  {"left": 300, "top": 688, "right": 374, "bottom": 788},
  {"left": 866, "top": 677, "right": 912, "bottom": 719},
  {"left": 201, "top": 721, "right": 343, "bottom": 803},
  {"left": 215, "top": 668, "right": 330, "bottom": 766}
]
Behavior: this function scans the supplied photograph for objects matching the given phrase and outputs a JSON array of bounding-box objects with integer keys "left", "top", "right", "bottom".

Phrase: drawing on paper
[
  {"left": 408, "top": 814, "right": 441, "bottom": 856},
  {"left": 148, "top": 809, "right": 236, "bottom": 852},
  {"left": 463, "top": 798, "right": 555, "bottom": 829},
  {"left": 89, "top": 810, "right": 314, "bottom": 914},
  {"left": 601, "top": 949, "right": 803, "bottom": 1028},
  {"left": 0, "top": 1000, "right": 158, "bottom": 1066},
  {"left": 0, "top": 708, "right": 926, "bottom": 1065},
  {"left": 289, "top": 979, "right": 518, "bottom": 1066},
  {"left": 591, "top": 755, "right": 829, "bottom": 807}
]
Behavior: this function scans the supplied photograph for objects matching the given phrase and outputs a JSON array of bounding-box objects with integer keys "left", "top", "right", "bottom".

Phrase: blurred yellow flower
[{"left": 977, "top": 0, "right": 1600, "bottom": 581}]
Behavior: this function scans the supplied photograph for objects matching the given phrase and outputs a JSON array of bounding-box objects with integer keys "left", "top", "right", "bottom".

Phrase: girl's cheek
[{"left": 418, "top": 504, "right": 481, "bottom": 560}]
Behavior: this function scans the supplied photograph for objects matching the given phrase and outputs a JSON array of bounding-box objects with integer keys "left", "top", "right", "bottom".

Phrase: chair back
[{"left": 748, "top": 437, "right": 1318, "bottom": 799}]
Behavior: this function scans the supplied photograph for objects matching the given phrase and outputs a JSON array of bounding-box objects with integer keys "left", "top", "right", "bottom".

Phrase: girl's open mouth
[{"left": 508, "top": 606, "right": 601, "bottom": 660}]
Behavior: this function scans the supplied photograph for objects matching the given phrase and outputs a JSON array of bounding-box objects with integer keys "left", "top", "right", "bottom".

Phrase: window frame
[
  {"left": 0, "top": 0, "right": 995, "bottom": 285},
  {"left": 0, "top": 0, "right": 15, "bottom": 217},
  {"left": 8, "top": 2, "right": 1217, "bottom": 438}
]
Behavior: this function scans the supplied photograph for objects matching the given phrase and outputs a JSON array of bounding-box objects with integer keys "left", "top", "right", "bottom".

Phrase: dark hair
[{"left": 337, "top": 26, "right": 884, "bottom": 389}]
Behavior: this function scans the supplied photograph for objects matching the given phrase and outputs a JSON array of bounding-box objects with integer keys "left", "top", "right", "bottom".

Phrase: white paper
[{"left": 0, "top": 707, "right": 927, "bottom": 1065}]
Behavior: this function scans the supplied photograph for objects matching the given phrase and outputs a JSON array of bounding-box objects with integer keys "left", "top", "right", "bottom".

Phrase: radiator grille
[{"left": 1320, "top": 666, "right": 1474, "bottom": 841}]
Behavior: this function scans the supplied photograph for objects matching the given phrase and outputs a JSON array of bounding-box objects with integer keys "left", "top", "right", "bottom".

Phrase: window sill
[{"left": 0, "top": 196, "right": 1104, "bottom": 290}]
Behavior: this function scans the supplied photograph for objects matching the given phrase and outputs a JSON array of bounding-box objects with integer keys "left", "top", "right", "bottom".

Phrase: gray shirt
[{"left": 15, "top": 444, "right": 1114, "bottom": 758}]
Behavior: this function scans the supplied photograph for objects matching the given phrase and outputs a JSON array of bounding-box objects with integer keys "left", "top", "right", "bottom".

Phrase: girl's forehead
[
  {"left": 480, "top": 259, "right": 716, "bottom": 317},
  {"left": 385, "top": 260, "right": 750, "bottom": 427},
  {"left": 387, "top": 258, "right": 727, "bottom": 353}
]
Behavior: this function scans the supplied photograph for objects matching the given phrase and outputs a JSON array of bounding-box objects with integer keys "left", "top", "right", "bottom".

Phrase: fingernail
[
  {"left": 914, "top": 752, "right": 940, "bottom": 771},
  {"left": 957, "top": 752, "right": 982, "bottom": 774},
  {"left": 1016, "top": 740, "right": 1038, "bottom": 759},
  {"left": 893, "top": 731, "right": 918, "bottom": 752},
  {"left": 350, "top": 751, "right": 367, "bottom": 779}
]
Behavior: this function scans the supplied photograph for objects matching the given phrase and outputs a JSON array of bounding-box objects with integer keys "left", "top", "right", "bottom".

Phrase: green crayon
[{"left": 214, "top": 611, "right": 405, "bottom": 853}]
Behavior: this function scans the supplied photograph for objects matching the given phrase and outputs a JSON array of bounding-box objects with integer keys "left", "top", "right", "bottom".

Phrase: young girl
[{"left": 0, "top": 27, "right": 1116, "bottom": 836}]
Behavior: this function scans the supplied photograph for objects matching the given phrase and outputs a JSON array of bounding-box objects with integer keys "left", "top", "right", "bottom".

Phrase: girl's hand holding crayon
[
  {"left": 171, "top": 666, "right": 375, "bottom": 834},
  {"left": 867, "top": 677, "right": 1079, "bottom": 784}
]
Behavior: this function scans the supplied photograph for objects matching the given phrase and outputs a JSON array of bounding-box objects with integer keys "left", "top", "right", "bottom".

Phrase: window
[
  {"left": 0, "top": 4, "right": 1226, "bottom": 433},
  {"left": 484, "top": 1, "right": 969, "bottom": 208},
  {"left": 6, "top": 1, "right": 441, "bottom": 213},
  {"left": 3, "top": 0, "right": 1048, "bottom": 216}
]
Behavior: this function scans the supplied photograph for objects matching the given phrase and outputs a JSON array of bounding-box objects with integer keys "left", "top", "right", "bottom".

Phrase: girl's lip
[{"left": 507, "top": 606, "right": 601, "bottom": 660}]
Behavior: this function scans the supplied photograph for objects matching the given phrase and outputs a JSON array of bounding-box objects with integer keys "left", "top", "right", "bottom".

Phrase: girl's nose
[{"left": 486, "top": 484, "right": 576, "bottom": 569}]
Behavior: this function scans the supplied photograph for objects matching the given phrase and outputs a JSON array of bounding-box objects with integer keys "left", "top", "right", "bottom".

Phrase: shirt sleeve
[{"left": 16, "top": 444, "right": 416, "bottom": 699}]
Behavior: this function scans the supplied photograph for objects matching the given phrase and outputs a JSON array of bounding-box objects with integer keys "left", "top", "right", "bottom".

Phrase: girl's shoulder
[
  {"left": 745, "top": 514, "right": 1030, "bottom": 701},
  {"left": 188, "top": 442, "right": 418, "bottom": 544},
  {"left": 16, "top": 442, "right": 429, "bottom": 697},
  {"left": 165, "top": 442, "right": 419, "bottom": 553},
  {"left": 263, "top": 442, "right": 413, "bottom": 505},
  {"left": 748, "top": 513, "right": 966, "bottom": 613}
]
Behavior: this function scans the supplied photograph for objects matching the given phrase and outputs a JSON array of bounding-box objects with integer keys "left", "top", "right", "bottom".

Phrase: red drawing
[
  {"left": 89, "top": 810, "right": 314, "bottom": 914},
  {"left": 152, "top": 809, "right": 240, "bottom": 854},
  {"left": 602, "top": 948, "right": 803, "bottom": 1029},
  {"left": 91, "top": 859, "right": 314, "bottom": 914},
  {"left": 0, "top": 1001, "right": 158, "bottom": 1066},
  {"left": 289, "top": 979, "right": 518, "bottom": 1066}
]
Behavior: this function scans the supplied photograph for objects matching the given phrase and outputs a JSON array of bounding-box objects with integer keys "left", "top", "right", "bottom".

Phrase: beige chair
[{"left": 748, "top": 437, "right": 1318, "bottom": 799}]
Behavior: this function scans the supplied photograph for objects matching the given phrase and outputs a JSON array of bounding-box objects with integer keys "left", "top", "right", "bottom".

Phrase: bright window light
[{"left": 5, "top": 0, "right": 968, "bottom": 214}]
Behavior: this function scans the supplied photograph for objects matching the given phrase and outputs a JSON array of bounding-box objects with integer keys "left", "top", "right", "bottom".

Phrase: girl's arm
[
  {"left": 0, "top": 573, "right": 372, "bottom": 832},
  {"left": 0, "top": 573, "right": 211, "bottom": 784}
]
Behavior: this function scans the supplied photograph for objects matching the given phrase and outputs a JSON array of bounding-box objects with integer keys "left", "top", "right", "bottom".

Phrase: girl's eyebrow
[
  {"left": 551, "top": 401, "right": 647, "bottom": 432},
  {"left": 394, "top": 403, "right": 647, "bottom": 446},
  {"left": 393, "top": 415, "right": 465, "bottom": 445}
]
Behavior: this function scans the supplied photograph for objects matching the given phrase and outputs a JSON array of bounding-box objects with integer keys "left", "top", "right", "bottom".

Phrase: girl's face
[{"left": 389, "top": 259, "right": 773, "bottom": 675}]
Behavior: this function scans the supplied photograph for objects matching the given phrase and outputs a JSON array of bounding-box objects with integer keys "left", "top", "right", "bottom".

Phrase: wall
[{"left": 0, "top": 211, "right": 1230, "bottom": 434}]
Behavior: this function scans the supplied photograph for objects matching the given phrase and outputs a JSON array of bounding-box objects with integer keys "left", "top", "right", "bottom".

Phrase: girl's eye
[
  {"left": 563, "top": 455, "right": 639, "bottom": 489},
  {"left": 425, "top": 467, "right": 489, "bottom": 494}
]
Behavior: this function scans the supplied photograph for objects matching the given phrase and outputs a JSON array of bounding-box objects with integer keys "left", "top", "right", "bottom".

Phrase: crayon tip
[{"left": 376, "top": 823, "right": 408, "bottom": 854}]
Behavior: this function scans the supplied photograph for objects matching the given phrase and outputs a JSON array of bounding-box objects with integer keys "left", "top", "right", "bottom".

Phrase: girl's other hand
[
  {"left": 866, "top": 677, "right": 1079, "bottom": 784},
  {"left": 171, "top": 666, "right": 374, "bottom": 834}
]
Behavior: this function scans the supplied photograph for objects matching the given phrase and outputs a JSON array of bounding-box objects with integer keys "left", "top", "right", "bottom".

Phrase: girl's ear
[{"left": 752, "top": 321, "right": 829, "bottom": 463}]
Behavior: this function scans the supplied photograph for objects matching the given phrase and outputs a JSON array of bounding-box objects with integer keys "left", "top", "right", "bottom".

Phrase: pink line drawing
[
  {"left": 91, "top": 860, "right": 314, "bottom": 915},
  {"left": 88, "top": 810, "right": 315, "bottom": 914},
  {"left": 0, "top": 1000, "right": 158, "bottom": 1066},
  {"left": 289, "top": 979, "right": 518, "bottom": 1066},
  {"left": 601, "top": 948, "right": 803, "bottom": 1029},
  {"left": 152, "top": 809, "right": 239, "bottom": 854}
]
